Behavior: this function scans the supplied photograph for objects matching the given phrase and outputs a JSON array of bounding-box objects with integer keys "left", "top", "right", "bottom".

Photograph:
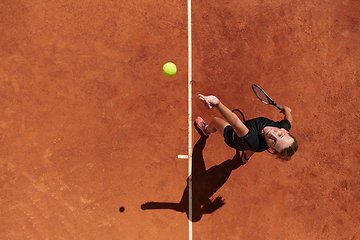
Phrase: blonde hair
[{"left": 274, "top": 134, "right": 298, "bottom": 161}]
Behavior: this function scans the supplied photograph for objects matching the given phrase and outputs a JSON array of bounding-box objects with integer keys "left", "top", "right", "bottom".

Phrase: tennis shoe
[
  {"left": 196, "top": 117, "right": 210, "bottom": 137},
  {"left": 241, "top": 151, "right": 250, "bottom": 163}
]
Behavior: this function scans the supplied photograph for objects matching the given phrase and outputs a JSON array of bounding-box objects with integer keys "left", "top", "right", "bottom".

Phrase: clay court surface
[{"left": 1, "top": 0, "right": 360, "bottom": 239}]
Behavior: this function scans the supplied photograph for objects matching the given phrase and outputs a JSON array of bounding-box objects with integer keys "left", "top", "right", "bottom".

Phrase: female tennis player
[{"left": 196, "top": 94, "right": 298, "bottom": 162}]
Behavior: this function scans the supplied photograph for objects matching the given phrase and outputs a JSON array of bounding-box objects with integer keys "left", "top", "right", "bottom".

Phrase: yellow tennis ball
[{"left": 163, "top": 62, "right": 177, "bottom": 77}]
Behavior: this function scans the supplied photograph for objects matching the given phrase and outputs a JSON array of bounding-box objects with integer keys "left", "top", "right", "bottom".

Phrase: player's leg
[
  {"left": 196, "top": 116, "right": 229, "bottom": 137},
  {"left": 243, "top": 150, "right": 255, "bottom": 162},
  {"left": 206, "top": 117, "right": 229, "bottom": 135}
]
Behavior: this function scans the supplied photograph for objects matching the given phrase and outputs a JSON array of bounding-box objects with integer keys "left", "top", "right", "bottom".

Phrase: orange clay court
[{"left": 1, "top": 0, "right": 360, "bottom": 239}]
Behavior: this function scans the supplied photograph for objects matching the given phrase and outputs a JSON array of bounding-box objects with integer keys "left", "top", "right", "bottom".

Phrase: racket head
[{"left": 252, "top": 84, "right": 274, "bottom": 105}]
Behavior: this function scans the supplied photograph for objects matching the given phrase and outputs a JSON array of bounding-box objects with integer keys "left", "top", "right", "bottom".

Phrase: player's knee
[{"left": 211, "top": 117, "right": 223, "bottom": 124}]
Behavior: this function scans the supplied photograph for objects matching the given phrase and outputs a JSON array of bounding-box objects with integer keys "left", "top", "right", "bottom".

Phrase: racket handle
[{"left": 276, "top": 104, "right": 283, "bottom": 110}]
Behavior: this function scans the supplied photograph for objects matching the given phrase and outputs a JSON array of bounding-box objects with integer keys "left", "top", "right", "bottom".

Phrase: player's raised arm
[
  {"left": 198, "top": 94, "right": 249, "bottom": 137},
  {"left": 198, "top": 94, "right": 220, "bottom": 109}
]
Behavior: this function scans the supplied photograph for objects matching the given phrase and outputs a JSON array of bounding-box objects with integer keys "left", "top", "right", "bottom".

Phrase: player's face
[{"left": 262, "top": 127, "right": 293, "bottom": 152}]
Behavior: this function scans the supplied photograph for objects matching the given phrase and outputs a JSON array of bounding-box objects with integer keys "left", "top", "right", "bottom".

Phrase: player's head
[
  {"left": 275, "top": 133, "right": 298, "bottom": 160},
  {"left": 262, "top": 127, "right": 298, "bottom": 160}
]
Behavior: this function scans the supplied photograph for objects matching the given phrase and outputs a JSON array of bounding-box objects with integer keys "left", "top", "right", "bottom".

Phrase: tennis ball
[{"left": 163, "top": 62, "right": 177, "bottom": 77}]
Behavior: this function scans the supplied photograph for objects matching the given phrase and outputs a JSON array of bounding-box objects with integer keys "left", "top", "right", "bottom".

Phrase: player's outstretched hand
[{"left": 199, "top": 94, "right": 220, "bottom": 109}]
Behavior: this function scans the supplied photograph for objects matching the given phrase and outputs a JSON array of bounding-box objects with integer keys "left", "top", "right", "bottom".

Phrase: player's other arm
[{"left": 281, "top": 106, "right": 293, "bottom": 125}]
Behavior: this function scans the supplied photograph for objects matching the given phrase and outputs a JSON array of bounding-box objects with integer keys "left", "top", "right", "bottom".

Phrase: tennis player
[{"left": 196, "top": 94, "right": 298, "bottom": 162}]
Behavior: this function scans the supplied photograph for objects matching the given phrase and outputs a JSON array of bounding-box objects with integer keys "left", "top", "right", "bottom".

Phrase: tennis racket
[{"left": 252, "top": 84, "right": 283, "bottom": 110}]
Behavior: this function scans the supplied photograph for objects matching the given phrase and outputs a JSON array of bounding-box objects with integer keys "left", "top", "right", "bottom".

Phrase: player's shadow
[{"left": 141, "top": 122, "right": 247, "bottom": 222}]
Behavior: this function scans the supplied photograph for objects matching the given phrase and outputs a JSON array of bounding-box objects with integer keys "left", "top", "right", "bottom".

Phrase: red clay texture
[{"left": 1, "top": 0, "right": 360, "bottom": 239}]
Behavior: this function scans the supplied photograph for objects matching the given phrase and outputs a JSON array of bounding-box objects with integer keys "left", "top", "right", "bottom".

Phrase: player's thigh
[{"left": 211, "top": 117, "right": 230, "bottom": 136}]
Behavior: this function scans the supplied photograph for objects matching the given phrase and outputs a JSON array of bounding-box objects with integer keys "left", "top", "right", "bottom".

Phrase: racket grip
[{"left": 276, "top": 104, "right": 283, "bottom": 110}]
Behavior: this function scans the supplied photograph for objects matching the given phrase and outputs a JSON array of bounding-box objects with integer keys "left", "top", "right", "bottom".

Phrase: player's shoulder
[
  {"left": 279, "top": 119, "right": 291, "bottom": 130},
  {"left": 245, "top": 116, "right": 270, "bottom": 122},
  {"left": 246, "top": 117, "right": 272, "bottom": 124},
  {"left": 244, "top": 117, "right": 273, "bottom": 131}
]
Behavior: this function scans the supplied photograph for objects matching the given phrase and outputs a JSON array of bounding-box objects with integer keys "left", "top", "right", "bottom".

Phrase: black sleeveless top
[{"left": 224, "top": 117, "right": 291, "bottom": 152}]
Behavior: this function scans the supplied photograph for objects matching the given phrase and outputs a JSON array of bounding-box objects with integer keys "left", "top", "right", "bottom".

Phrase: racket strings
[{"left": 254, "top": 88, "right": 269, "bottom": 103}]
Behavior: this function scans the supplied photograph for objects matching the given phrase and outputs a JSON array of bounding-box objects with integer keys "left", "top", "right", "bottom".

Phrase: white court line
[
  {"left": 178, "top": 155, "right": 189, "bottom": 159},
  {"left": 187, "top": 0, "right": 193, "bottom": 237}
]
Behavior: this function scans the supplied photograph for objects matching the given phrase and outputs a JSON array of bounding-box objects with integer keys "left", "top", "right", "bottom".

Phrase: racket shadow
[{"left": 140, "top": 122, "right": 246, "bottom": 222}]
